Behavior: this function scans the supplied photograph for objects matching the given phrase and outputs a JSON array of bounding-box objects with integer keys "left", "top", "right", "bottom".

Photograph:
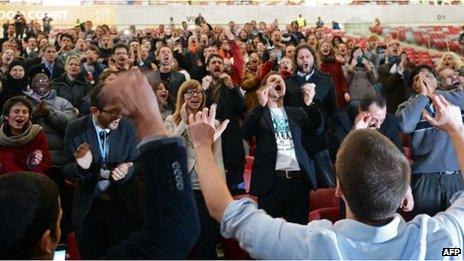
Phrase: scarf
[{"left": 0, "top": 122, "right": 42, "bottom": 147}]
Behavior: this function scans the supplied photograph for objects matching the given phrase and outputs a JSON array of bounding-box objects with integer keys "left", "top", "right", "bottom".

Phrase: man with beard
[
  {"left": 202, "top": 53, "right": 246, "bottom": 195},
  {"left": 242, "top": 72, "right": 322, "bottom": 224},
  {"left": 154, "top": 45, "right": 186, "bottom": 99},
  {"left": 378, "top": 40, "right": 414, "bottom": 114},
  {"left": 63, "top": 85, "right": 143, "bottom": 259},
  {"left": 285, "top": 43, "right": 338, "bottom": 187}
]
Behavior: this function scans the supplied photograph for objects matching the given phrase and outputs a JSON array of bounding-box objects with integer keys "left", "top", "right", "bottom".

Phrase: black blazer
[
  {"left": 206, "top": 84, "right": 246, "bottom": 170},
  {"left": 284, "top": 70, "right": 337, "bottom": 154},
  {"left": 241, "top": 105, "right": 323, "bottom": 196},
  {"left": 63, "top": 115, "right": 143, "bottom": 226},
  {"left": 29, "top": 62, "right": 64, "bottom": 81},
  {"left": 105, "top": 137, "right": 200, "bottom": 259}
]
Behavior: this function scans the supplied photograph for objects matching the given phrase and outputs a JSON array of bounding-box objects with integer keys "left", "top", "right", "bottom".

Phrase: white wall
[{"left": 114, "top": 4, "right": 464, "bottom": 27}]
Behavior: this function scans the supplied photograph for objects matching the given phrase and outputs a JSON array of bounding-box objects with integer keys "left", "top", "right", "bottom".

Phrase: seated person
[{"left": 0, "top": 96, "right": 52, "bottom": 175}]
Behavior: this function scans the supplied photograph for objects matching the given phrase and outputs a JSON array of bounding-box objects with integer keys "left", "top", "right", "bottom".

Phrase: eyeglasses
[
  {"left": 184, "top": 89, "right": 203, "bottom": 97},
  {"left": 100, "top": 108, "right": 122, "bottom": 118}
]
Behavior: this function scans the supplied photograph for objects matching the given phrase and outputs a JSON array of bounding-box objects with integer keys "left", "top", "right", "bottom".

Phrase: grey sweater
[{"left": 396, "top": 90, "right": 464, "bottom": 174}]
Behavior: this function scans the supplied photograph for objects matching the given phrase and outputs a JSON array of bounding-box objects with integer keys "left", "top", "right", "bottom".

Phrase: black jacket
[
  {"left": 285, "top": 69, "right": 336, "bottom": 154},
  {"left": 242, "top": 105, "right": 323, "bottom": 195},
  {"left": 104, "top": 137, "right": 200, "bottom": 259},
  {"left": 51, "top": 73, "right": 93, "bottom": 112},
  {"left": 206, "top": 84, "right": 246, "bottom": 173},
  {"left": 28, "top": 62, "right": 64, "bottom": 81},
  {"left": 154, "top": 70, "right": 186, "bottom": 101},
  {"left": 63, "top": 115, "right": 143, "bottom": 226}
]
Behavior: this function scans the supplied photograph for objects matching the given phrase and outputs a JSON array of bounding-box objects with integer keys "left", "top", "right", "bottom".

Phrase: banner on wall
[{"left": 0, "top": 5, "right": 116, "bottom": 27}]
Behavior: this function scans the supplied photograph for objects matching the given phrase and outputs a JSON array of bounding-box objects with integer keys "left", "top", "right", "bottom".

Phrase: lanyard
[{"left": 97, "top": 131, "right": 109, "bottom": 163}]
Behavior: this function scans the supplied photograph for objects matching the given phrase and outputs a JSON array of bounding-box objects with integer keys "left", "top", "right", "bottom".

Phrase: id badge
[{"left": 100, "top": 169, "right": 111, "bottom": 179}]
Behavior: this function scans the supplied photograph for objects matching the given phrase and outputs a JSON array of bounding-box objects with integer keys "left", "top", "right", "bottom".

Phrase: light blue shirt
[{"left": 221, "top": 191, "right": 464, "bottom": 259}]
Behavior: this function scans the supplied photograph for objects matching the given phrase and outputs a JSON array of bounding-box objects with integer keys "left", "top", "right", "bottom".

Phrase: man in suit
[
  {"left": 285, "top": 43, "right": 337, "bottom": 187},
  {"left": 155, "top": 45, "right": 186, "bottom": 99},
  {"left": 241, "top": 72, "right": 323, "bottom": 224},
  {"left": 28, "top": 44, "right": 64, "bottom": 81},
  {"left": 63, "top": 84, "right": 143, "bottom": 259},
  {"left": 0, "top": 69, "right": 200, "bottom": 259},
  {"left": 332, "top": 93, "right": 403, "bottom": 153}
]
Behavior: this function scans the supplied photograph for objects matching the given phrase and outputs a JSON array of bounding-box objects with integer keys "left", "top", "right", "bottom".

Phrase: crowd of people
[{"left": 0, "top": 10, "right": 464, "bottom": 259}]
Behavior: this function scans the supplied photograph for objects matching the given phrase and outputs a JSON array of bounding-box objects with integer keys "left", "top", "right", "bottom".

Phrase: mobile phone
[{"left": 53, "top": 244, "right": 66, "bottom": 261}]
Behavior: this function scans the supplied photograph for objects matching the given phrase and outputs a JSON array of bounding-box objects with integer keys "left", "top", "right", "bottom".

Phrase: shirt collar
[
  {"left": 92, "top": 115, "right": 110, "bottom": 136},
  {"left": 297, "top": 69, "right": 315, "bottom": 81},
  {"left": 333, "top": 214, "right": 405, "bottom": 243}
]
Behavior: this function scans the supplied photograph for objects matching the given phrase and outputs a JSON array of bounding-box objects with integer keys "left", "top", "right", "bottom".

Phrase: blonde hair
[
  {"left": 172, "top": 80, "right": 206, "bottom": 125},
  {"left": 436, "top": 52, "right": 464, "bottom": 72},
  {"left": 65, "top": 55, "right": 81, "bottom": 68}
]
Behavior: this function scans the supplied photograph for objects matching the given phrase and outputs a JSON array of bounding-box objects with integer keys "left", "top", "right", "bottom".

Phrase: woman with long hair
[
  {"left": 317, "top": 40, "right": 349, "bottom": 109},
  {"left": 151, "top": 80, "right": 175, "bottom": 120},
  {"left": 164, "top": 79, "right": 225, "bottom": 259}
]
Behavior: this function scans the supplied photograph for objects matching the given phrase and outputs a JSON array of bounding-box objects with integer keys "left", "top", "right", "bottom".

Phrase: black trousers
[
  {"left": 191, "top": 190, "right": 220, "bottom": 259},
  {"left": 258, "top": 173, "right": 309, "bottom": 225},
  {"left": 411, "top": 172, "right": 464, "bottom": 216},
  {"left": 76, "top": 197, "right": 141, "bottom": 259}
]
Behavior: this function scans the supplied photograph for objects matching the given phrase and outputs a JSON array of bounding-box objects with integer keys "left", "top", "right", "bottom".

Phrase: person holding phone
[{"left": 396, "top": 64, "right": 464, "bottom": 216}]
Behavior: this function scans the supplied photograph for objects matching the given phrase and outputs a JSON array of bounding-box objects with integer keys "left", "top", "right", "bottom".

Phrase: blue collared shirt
[{"left": 221, "top": 191, "right": 464, "bottom": 259}]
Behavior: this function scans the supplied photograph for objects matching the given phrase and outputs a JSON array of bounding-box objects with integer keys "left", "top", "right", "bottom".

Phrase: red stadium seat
[
  {"left": 244, "top": 156, "right": 254, "bottom": 171},
  {"left": 243, "top": 169, "right": 252, "bottom": 193},
  {"left": 309, "top": 188, "right": 339, "bottom": 212},
  {"left": 308, "top": 207, "right": 342, "bottom": 223},
  {"left": 67, "top": 233, "right": 81, "bottom": 260}
]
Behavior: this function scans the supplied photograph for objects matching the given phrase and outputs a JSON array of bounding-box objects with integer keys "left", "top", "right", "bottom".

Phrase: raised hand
[
  {"left": 98, "top": 69, "right": 167, "bottom": 139},
  {"left": 301, "top": 83, "right": 315, "bottom": 105},
  {"left": 28, "top": 150, "right": 43, "bottom": 167},
  {"left": 354, "top": 111, "right": 372, "bottom": 130},
  {"left": 180, "top": 102, "right": 188, "bottom": 123},
  {"left": 202, "top": 75, "right": 212, "bottom": 90},
  {"left": 422, "top": 95, "right": 464, "bottom": 134},
  {"left": 75, "top": 143, "right": 92, "bottom": 169},
  {"left": 188, "top": 104, "right": 229, "bottom": 147}
]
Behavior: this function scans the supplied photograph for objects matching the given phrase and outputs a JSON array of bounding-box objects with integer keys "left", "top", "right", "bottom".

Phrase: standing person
[
  {"left": 13, "top": 11, "right": 26, "bottom": 40},
  {"left": 28, "top": 44, "right": 65, "bottom": 81},
  {"left": 154, "top": 45, "right": 186, "bottom": 100},
  {"left": 0, "top": 96, "right": 52, "bottom": 175},
  {"left": 203, "top": 54, "right": 246, "bottom": 195},
  {"left": 316, "top": 16, "right": 324, "bottom": 28},
  {"left": 346, "top": 46, "right": 378, "bottom": 110},
  {"left": 378, "top": 40, "right": 414, "bottom": 114},
  {"left": 242, "top": 72, "right": 322, "bottom": 224},
  {"left": 0, "top": 60, "right": 29, "bottom": 111},
  {"left": 52, "top": 55, "right": 92, "bottom": 114},
  {"left": 42, "top": 13, "right": 53, "bottom": 35},
  {"left": 396, "top": 65, "right": 464, "bottom": 216},
  {"left": 63, "top": 85, "right": 143, "bottom": 259},
  {"left": 165, "top": 80, "right": 225, "bottom": 259},
  {"left": 285, "top": 43, "right": 337, "bottom": 187},
  {"left": 317, "top": 40, "right": 349, "bottom": 109}
]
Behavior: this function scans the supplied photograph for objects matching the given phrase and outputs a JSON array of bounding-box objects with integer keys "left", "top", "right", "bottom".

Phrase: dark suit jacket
[
  {"left": 284, "top": 70, "right": 337, "bottom": 155},
  {"left": 242, "top": 105, "right": 323, "bottom": 196},
  {"left": 63, "top": 115, "right": 143, "bottom": 226},
  {"left": 331, "top": 110, "right": 403, "bottom": 153},
  {"left": 154, "top": 70, "right": 186, "bottom": 100},
  {"left": 206, "top": 84, "right": 246, "bottom": 171},
  {"left": 378, "top": 62, "right": 414, "bottom": 114},
  {"left": 105, "top": 137, "right": 200, "bottom": 259},
  {"left": 28, "top": 62, "right": 64, "bottom": 81}
]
